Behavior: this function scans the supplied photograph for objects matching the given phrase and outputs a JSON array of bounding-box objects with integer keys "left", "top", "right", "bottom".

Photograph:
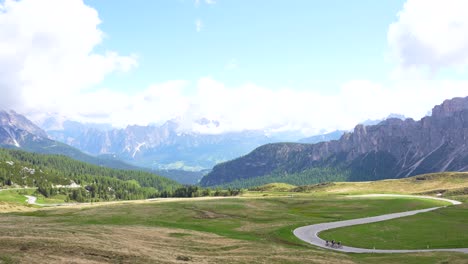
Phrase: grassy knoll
[
  {"left": 312, "top": 172, "right": 468, "bottom": 195},
  {"left": 0, "top": 188, "right": 67, "bottom": 207},
  {"left": 34, "top": 194, "right": 68, "bottom": 205},
  {"left": 0, "top": 189, "right": 35, "bottom": 204},
  {"left": 249, "top": 182, "right": 296, "bottom": 192},
  {"left": 247, "top": 172, "right": 468, "bottom": 197},
  {"left": 321, "top": 202, "right": 468, "bottom": 250},
  {"left": 1, "top": 194, "right": 466, "bottom": 263}
]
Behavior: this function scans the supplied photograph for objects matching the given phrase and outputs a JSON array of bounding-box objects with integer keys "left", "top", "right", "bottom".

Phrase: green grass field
[
  {"left": 0, "top": 173, "right": 467, "bottom": 263},
  {"left": 19, "top": 195, "right": 450, "bottom": 242},
  {"left": 321, "top": 202, "right": 468, "bottom": 250},
  {"left": 0, "top": 188, "right": 66, "bottom": 205},
  {"left": 0, "top": 189, "right": 35, "bottom": 204},
  {"left": 0, "top": 194, "right": 466, "bottom": 263},
  {"left": 34, "top": 195, "right": 68, "bottom": 204}
]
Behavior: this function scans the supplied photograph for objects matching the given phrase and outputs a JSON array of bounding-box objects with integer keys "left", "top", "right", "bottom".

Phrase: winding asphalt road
[{"left": 293, "top": 194, "right": 468, "bottom": 254}]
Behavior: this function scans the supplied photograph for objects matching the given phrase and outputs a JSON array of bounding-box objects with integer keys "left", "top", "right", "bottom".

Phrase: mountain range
[
  {"left": 43, "top": 119, "right": 285, "bottom": 171},
  {"left": 1, "top": 109, "right": 334, "bottom": 184},
  {"left": 0, "top": 110, "right": 147, "bottom": 171},
  {"left": 200, "top": 97, "right": 468, "bottom": 187}
]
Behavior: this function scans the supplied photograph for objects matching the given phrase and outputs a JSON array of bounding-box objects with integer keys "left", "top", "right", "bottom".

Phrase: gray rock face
[
  {"left": 0, "top": 110, "right": 48, "bottom": 147},
  {"left": 0, "top": 110, "right": 141, "bottom": 171},
  {"left": 201, "top": 97, "right": 468, "bottom": 186},
  {"left": 47, "top": 120, "right": 275, "bottom": 170}
]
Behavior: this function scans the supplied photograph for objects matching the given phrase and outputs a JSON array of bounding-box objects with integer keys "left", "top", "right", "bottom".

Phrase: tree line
[
  {"left": 212, "top": 167, "right": 350, "bottom": 189},
  {"left": 0, "top": 148, "right": 243, "bottom": 203}
]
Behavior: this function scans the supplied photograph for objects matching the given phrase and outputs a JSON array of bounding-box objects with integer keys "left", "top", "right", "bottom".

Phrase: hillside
[
  {"left": 228, "top": 172, "right": 468, "bottom": 196},
  {"left": 201, "top": 97, "right": 468, "bottom": 187},
  {"left": 0, "top": 110, "right": 149, "bottom": 171},
  {"left": 0, "top": 148, "right": 180, "bottom": 201},
  {"left": 291, "top": 172, "right": 468, "bottom": 195},
  {"left": 46, "top": 119, "right": 276, "bottom": 170}
]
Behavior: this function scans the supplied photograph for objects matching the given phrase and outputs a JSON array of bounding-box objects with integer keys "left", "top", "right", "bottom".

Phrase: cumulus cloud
[
  {"left": 29, "top": 77, "right": 468, "bottom": 136},
  {"left": 0, "top": 0, "right": 137, "bottom": 110},
  {"left": 388, "top": 0, "right": 468, "bottom": 73},
  {"left": 7, "top": 0, "right": 468, "bottom": 137}
]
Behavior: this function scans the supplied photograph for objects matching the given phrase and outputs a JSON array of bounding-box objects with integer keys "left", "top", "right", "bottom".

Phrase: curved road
[{"left": 293, "top": 194, "right": 468, "bottom": 254}]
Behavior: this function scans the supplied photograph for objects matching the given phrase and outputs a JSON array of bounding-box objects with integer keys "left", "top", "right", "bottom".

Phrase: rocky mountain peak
[
  {"left": 432, "top": 96, "right": 468, "bottom": 117},
  {"left": 201, "top": 96, "right": 468, "bottom": 187},
  {"left": 0, "top": 110, "right": 48, "bottom": 138}
]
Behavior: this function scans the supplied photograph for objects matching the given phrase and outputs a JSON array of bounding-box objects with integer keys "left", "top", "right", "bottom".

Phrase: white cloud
[
  {"left": 0, "top": 0, "right": 137, "bottom": 110},
  {"left": 7, "top": 0, "right": 468, "bottom": 137},
  {"left": 195, "top": 19, "right": 203, "bottom": 32},
  {"left": 388, "top": 0, "right": 468, "bottom": 73},
  {"left": 28, "top": 77, "right": 468, "bottom": 136}
]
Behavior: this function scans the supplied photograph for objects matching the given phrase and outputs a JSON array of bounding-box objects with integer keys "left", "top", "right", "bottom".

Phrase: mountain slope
[
  {"left": 0, "top": 147, "right": 180, "bottom": 201},
  {"left": 0, "top": 110, "right": 147, "bottom": 170},
  {"left": 201, "top": 97, "right": 468, "bottom": 187}
]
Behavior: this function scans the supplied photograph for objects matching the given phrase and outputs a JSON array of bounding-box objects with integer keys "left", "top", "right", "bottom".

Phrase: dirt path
[
  {"left": 293, "top": 194, "right": 468, "bottom": 254},
  {"left": 24, "top": 195, "right": 37, "bottom": 204},
  {"left": 21, "top": 195, "right": 242, "bottom": 209}
]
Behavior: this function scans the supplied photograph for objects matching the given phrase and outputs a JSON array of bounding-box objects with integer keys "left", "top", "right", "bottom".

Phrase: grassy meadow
[
  {"left": 321, "top": 202, "right": 468, "bottom": 250},
  {"left": 0, "top": 172, "right": 467, "bottom": 263},
  {"left": 0, "top": 194, "right": 465, "bottom": 263}
]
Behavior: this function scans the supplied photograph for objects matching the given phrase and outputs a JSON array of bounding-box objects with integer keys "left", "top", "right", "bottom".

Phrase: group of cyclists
[{"left": 325, "top": 240, "right": 342, "bottom": 248}]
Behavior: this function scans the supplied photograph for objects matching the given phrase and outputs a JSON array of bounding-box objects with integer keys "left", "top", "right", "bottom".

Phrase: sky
[{"left": 1, "top": 0, "right": 468, "bottom": 135}]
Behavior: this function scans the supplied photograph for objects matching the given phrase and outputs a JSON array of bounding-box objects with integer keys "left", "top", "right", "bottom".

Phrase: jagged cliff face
[
  {"left": 47, "top": 120, "right": 274, "bottom": 170},
  {"left": 0, "top": 110, "right": 48, "bottom": 147},
  {"left": 0, "top": 111, "right": 145, "bottom": 170},
  {"left": 201, "top": 97, "right": 468, "bottom": 186}
]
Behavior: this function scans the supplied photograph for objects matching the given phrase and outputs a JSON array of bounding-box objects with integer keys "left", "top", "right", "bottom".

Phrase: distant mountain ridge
[
  {"left": 0, "top": 110, "right": 48, "bottom": 147},
  {"left": 0, "top": 110, "right": 143, "bottom": 170},
  {"left": 1, "top": 110, "right": 205, "bottom": 184},
  {"left": 45, "top": 119, "right": 278, "bottom": 171},
  {"left": 200, "top": 97, "right": 468, "bottom": 187},
  {"left": 297, "top": 114, "right": 405, "bottom": 144},
  {"left": 298, "top": 130, "right": 346, "bottom": 144}
]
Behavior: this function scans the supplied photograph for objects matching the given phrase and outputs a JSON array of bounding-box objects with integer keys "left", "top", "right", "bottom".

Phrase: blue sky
[
  {"left": 1, "top": 0, "right": 468, "bottom": 134},
  {"left": 85, "top": 0, "right": 405, "bottom": 93}
]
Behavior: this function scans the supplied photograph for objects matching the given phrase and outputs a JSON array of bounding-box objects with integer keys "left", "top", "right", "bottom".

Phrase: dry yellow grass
[
  {"left": 0, "top": 213, "right": 354, "bottom": 264},
  {"left": 320, "top": 172, "right": 468, "bottom": 195},
  {"left": 0, "top": 202, "right": 34, "bottom": 213}
]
